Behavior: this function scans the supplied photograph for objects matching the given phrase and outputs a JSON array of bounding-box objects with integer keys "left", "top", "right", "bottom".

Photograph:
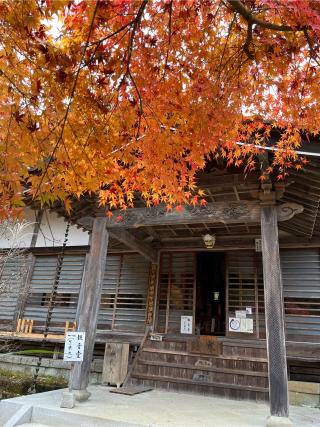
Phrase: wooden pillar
[
  {"left": 261, "top": 204, "right": 291, "bottom": 425},
  {"left": 69, "top": 217, "right": 108, "bottom": 401}
]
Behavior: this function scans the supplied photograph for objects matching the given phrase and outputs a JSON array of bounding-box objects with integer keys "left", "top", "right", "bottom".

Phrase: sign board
[
  {"left": 180, "top": 315, "right": 193, "bottom": 334},
  {"left": 229, "top": 317, "right": 241, "bottom": 332},
  {"left": 235, "top": 310, "right": 247, "bottom": 318},
  {"left": 240, "top": 318, "right": 254, "bottom": 333},
  {"left": 246, "top": 307, "right": 252, "bottom": 315},
  {"left": 229, "top": 317, "right": 254, "bottom": 334},
  {"left": 150, "top": 333, "right": 163, "bottom": 341},
  {"left": 63, "top": 332, "right": 85, "bottom": 362},
  {"left": 255, "top": 238, "right": 262, "bottom": 252}
]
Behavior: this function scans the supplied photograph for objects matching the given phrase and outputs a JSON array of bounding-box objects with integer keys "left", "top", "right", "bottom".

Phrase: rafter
[{"left": 108, "top": 229, "right": 158, "bottom": 263}]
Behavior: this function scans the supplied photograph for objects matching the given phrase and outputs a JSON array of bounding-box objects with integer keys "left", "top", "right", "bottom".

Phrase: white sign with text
[
  {"left": 229, "top": 317, "right": 254, "bottom": 333},
  {"left": 63, "top": 332, "right": 85, "bottom": 362},
  {"left": 180, "top": 316, "right": 193, "bottom": 334}
]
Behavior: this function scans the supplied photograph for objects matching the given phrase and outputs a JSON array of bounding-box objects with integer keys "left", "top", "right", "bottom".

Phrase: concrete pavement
[{"left": 1, "top": 385, "right": 319, "bottom": 427}]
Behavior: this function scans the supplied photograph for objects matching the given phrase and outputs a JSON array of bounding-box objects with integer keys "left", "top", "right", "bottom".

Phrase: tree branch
[
  {"left": 125, "top": 0, "right": 148, "bottom": 75},
  {"left": 117, "top": 0, "right": 148, "bottom": 138},
  {"left": 33, "top": 0, "right": 100, "bottom": 200},
  {"left": 243, "top": 20, "right": 254, "bottom": 59},
  {"left": 163, "top": 0, "right": 173, "bottom": 74},
  {"left": 303, "top": 28, "right": 320, "bottom": 66},
  {"left": 227, "top": 0, "right": 306, "bottom": 32}
]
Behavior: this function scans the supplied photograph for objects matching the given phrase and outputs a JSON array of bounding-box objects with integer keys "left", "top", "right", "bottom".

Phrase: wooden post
[
  {"left": 69, "top": 217, "right": 108, "bottom": 401},
  {"left": 261, "top": 204, "right": 292, "bottom": 426}
]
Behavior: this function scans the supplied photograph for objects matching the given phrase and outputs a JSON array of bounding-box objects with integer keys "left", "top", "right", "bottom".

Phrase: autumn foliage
[{"left": 1, "top": 0, "right": 320, "bottom": 216}]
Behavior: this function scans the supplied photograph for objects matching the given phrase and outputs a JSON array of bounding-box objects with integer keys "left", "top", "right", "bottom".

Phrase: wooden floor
[{"left": 129, "top": 337, "right": 269, "bottom": 402}]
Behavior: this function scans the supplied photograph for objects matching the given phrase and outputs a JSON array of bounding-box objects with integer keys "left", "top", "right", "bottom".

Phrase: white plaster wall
[
  {"left": 36, "top": 210, "right": 89, "bottom": 247},
  {"left": 0, "top": 208, "right": 89, "bottom": 249}
]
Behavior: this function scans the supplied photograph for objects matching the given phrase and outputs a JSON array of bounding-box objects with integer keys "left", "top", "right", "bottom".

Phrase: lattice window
[
  {"left": 22, "top": 254, "right": 85, "bottom": 333},
  {"left": 0, "top": 255, "right": 29, "bottom": 330},
  {"left": 157, "top": 252, "right": 195, "bottom": 334},
  {"left": 98, "top": 254, "right": 150, "bottom": 333},
  {"left": 226, "top": 251, "right": 264, "bottom": 338},
  {"left": 281, "top": 249, "right": 320, "bottom": 342}
]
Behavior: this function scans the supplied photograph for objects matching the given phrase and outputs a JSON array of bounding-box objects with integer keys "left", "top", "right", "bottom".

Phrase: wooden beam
[
  {"left": 108, "top": 229, "right": 158, "bottom": 263},
  {"left": 261, "top": 205, "right": 290, "bottom": 422},
  {"left": 69, "top": 217, "right": 109, "bottom": 401},
  {"left": 78, "top": 202, "right": 303, "bottom": 230}
]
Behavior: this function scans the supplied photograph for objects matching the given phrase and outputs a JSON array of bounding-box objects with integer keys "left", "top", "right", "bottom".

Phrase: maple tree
[{"left": 1, "top": 0, "right": 320, "bottom": 216}]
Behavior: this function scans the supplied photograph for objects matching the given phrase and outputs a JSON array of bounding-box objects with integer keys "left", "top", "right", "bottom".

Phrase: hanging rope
[{"left": 30, "top": 220, "right": 70, "bottom": 392}]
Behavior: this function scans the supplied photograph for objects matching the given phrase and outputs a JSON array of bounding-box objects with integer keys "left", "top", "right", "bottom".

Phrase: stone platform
[{"left": 1, "top": 386, "right": 319, "bottom": 427}]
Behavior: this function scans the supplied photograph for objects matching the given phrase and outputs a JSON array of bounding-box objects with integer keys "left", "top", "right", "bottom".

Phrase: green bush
[{"left": 0, "top": 368, "right": 67, "bottom": 399}]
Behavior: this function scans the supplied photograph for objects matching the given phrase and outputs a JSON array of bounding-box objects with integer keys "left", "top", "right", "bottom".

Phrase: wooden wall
[{"left": 155, "top": 249, "right": 320, "bottom": 344}]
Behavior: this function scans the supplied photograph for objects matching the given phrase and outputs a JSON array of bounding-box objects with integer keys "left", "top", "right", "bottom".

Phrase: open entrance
[{"left": 196, "top": 252, "right": 226, "bottom": 336}]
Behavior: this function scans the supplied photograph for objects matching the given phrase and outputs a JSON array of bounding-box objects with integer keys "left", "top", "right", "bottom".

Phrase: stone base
[
  {"left": 60, "top": 391, "right": 75, "bottom": 408},
  {"left": 73, "top": 388, "right": 91, "bottom": 402},
  {"left": 266, "top": 416, "right": 294, "bottom": 427}
]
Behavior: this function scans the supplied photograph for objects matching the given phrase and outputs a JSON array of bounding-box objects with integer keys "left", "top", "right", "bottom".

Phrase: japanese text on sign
[
  {"left": 180, "top": 315, "right": 193, "bottom": 334},
  {"left": 63, "top": 332, "right": 85, "bottom": 362}
]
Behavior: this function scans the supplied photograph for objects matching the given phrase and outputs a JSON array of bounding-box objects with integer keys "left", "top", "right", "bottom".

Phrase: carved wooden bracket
[
  {"left": 276, "top": 203, "right": 304, "bottom": 221},
  {"left": 88, "top": 201, "right": 303, "bottom": 228}
]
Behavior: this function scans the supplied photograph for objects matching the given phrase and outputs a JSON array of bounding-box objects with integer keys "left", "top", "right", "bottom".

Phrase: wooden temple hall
[{"left": 1, "top": 145, "right": 320, "bottom": 421}]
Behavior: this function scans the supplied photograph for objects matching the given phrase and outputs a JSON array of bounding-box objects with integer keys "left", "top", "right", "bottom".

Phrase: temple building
[{"left": 1, "top": 132, "right": 320, "bottom": 423}]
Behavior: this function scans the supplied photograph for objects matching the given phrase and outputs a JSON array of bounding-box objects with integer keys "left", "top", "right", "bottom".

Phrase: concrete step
[
  {"left": 18, "top": 424, "right": 52, "bottom": 427},
  {"left": 0, "top": 400, "right": 140, "bottom": 427}
]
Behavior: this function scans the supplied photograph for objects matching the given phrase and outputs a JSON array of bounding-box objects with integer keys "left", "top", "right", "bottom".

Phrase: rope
[{"left": 236, "top": 141, "right": 320, "bottom": 157}]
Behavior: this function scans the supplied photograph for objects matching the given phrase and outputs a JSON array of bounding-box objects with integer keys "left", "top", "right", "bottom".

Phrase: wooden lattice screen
[
  {"left": 156, "top": 252, "right": 196, "bottom": 334},
  {"left": 226, "top": 251, "right": 265, "bottom": 339},
  {"left": 97, "top": 253, "right": 150, "bottom": 333},
  {"left": 22, "top": 254, "right": 85, "bottom": 333},
  {"left": 281, "top": 249, "right": 320, "bottom": 342},
  {"left": 0, "top": 255, "right": 30, "bottom": 331}
]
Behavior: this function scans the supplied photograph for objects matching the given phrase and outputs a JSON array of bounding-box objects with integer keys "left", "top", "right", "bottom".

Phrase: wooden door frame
[{"left": 154, "top": 250, "right": 197, "bottom": 335}]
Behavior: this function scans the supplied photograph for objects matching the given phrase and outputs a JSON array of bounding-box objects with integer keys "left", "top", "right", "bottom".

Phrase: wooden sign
[
  {"left": 187, "top": 336, "right": 222, "bottom": 356},
  {"left": 102, "top": 342, "right": 129, "bottom": 388},
  {"left": 63, "top": 332, "right": 85, "bottom": 362}
]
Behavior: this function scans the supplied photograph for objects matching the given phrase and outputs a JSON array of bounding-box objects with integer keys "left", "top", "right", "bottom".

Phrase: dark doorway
[{"left": 196, "top": 252, "right": 226, "bottom": 336}]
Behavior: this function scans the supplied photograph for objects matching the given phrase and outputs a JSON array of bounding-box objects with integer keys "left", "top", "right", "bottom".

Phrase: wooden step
[
  {"left": 132, "top": 337, "right": 270, "bottom": 401},
  {"left": 135, "top": 360, "right": 268, "bottom": 388},
  {"left": 131, "top": 373, "right": 269, "bottom": 395},
  {"left": 145, "top": 338, "right": 268, "bottom": 359},
  {"left": 137, "top": 359, "right": 268, "bottom": 377},
  {"left": 141, "top": 347, "right": 268, "bottom": 363}
]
